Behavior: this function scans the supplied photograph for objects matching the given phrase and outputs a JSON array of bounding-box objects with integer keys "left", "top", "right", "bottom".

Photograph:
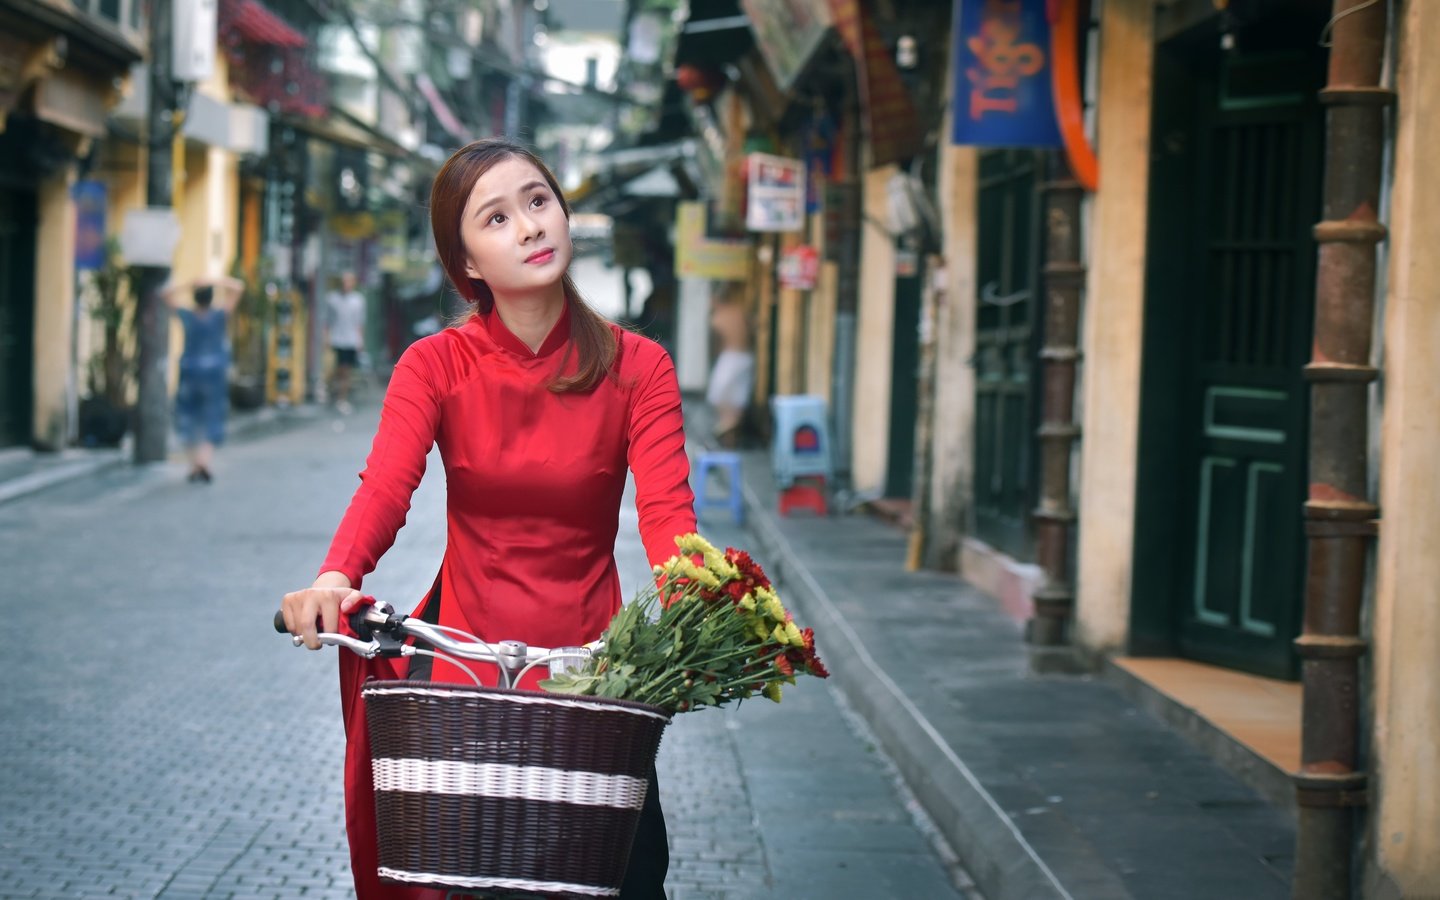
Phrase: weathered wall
[
  {"left": 851, "top": 165, "right": 899, "bottom": 497},
  {"left": 926, "top": 143, "right": 979, "bottom": 569},
  {"left": 1073, "top": 0, "right": 1154, "bottom": 653},
  {"left": 32, "top": 171, "right": 78, "bottom": 449},
  {"left": 1368, "top": 1, "right": 1440, "bottom": 893}
]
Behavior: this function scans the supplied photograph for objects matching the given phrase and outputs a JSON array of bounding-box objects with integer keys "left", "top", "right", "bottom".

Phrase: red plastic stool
[{"left": 778, "top": 476, "right": 828, "bottom": 516}]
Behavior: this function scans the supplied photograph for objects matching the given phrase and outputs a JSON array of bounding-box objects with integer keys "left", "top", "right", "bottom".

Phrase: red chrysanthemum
[{"left": 725, "top": 548, "right": 772, "bottom": 589}]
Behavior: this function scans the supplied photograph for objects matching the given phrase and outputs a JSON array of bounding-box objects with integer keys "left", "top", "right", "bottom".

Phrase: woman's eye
[
  {"left": 489, "top": 212, "right": 507, "bottom": 225},
  {"left": 531, "top": 195, "right": 546, "bottom": 208}
]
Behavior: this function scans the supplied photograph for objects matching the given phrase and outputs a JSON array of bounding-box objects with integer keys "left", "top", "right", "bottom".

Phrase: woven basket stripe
[
  {"left": 374, "top": 792, "right": 642, "bottom": 893},
  {"left": 363, "top": 684, "right": 670, "bottom": 722},
  {"left": 363, "top": 683, "right": 669, "bottom": 777},
  {"left": 377, "top": 866, "right": 619, "bottom": 897},
  {"left": 372, "top": 758, "right": 649, "bottom": 809}
]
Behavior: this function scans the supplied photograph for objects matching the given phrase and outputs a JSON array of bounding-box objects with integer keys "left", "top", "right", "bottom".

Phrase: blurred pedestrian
[
  {"left": 705, "top": 283, "right": 754, "bottom": 448},
  {"left": 280, "top": 138, "right": 695, "bottom": 900},
  {"left": 163, "top": 275, "right": 245, "bottom": 483},
  {"left": 326, "top": 271, "right": 366, "bottom": 414}
]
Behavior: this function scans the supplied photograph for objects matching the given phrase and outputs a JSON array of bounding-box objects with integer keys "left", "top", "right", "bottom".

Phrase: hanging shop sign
[
  {"left": 738, "top": 0, "right": 833, "bottom": 91},
  {"left": 675, "top": 202, "right": 752, "bottom": 281},
  {"left": 779, "top": 245, "right": 820, "bottom": 290},
  {"left": 745, "top": 153, "right": 806, "bottom": 233},
  {"left": 951, "top": 0, "right": 1062, "bottom": 147},
  {"left": 73, "top": 180, "right": 107, "bottom": 272}
]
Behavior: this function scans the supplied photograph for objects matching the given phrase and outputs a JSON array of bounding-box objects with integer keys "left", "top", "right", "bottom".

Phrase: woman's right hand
[{"left": 281, "top": 572, "right": 364, "bottom": 650}]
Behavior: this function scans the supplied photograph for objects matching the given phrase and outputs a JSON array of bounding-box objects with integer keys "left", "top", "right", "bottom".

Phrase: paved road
[{"left": 0, "top": 404, "right": 976, "bottom": 899}]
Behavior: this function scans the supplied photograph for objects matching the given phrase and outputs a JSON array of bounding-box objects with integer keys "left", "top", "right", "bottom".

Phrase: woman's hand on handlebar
[{"left": 281, "top": 571, "right": 367, "bottom": 650}]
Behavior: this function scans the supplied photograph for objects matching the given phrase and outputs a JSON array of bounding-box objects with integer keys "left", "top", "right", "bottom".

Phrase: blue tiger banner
[{"left": 952, "top": 0, "right": 1063, "bottom": 147}]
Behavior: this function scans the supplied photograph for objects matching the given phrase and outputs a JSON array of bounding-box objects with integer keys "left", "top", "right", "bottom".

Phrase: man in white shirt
[{"left": 326, "top": 271, "right": 366, "bottom": 413}]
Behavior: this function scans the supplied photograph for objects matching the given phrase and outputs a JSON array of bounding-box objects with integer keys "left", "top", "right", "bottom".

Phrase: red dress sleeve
[
  {"left": 320, "top": 340, "right": 446, "bottom": 586},
  {"left": 626, "top": 336, "right": 697, "bottom": 569}
]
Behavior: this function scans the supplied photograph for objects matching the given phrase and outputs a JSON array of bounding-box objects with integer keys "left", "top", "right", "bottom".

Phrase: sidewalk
[
  {"left": 0, "top": 403, "right": 325, "bottom": 507},
  {"left": 685, "top": 399, "right": 1295, "bottom": 900}
]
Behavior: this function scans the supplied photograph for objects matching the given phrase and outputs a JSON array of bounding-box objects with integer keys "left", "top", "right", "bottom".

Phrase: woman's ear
[{"left": 464, "top": 258, "right": 483, "bottom": 280}]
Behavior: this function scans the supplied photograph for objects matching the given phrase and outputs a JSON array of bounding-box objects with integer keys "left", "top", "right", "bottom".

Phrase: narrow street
[{"left": 0, "top": 403, "right": 976, "bottom": 900}]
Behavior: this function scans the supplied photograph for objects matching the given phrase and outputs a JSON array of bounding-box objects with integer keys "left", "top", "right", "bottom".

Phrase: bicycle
[{"left": 274, "top": 601, "right": 672, "bottom": 899}]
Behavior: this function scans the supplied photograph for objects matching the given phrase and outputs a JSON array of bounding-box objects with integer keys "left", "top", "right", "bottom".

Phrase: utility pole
[{"left": 133, "top": 0, "right": 176, "bottom": 463}]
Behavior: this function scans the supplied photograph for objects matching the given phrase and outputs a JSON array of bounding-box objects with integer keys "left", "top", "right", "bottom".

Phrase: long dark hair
[{"left": 430, "top": 138, "right": 617, "bottom": 393}]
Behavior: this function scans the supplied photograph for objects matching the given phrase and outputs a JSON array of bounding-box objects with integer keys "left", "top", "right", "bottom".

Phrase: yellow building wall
[
  {"left": 851, "top": 165, "right": 900, "bottom": 497},
  {"left": 1073, "top": 0, "right": 1154, "bottom": 654},
  {"left": 32, "top": 170, "right": 78, "bottom": 449},
  {"left": 1369, "top": 1, "right": 1440, "bottom": 894},
  {"left": 802, "top": 211, "right": 834, "bottom": 402}
]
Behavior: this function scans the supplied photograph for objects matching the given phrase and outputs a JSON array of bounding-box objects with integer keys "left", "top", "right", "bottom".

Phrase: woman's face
[{"left": 459, "top": 156, "right": 572, "bottom": 299}]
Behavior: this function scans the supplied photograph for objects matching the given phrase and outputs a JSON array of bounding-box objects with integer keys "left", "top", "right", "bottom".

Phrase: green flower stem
[{"left": 630, "top": 645, "right": 771, "bottom": 701}]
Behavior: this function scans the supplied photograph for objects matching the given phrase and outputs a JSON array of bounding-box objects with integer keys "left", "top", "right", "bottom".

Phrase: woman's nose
[{"left": 518, "top": 213, "right": 544, "bottom": 241}]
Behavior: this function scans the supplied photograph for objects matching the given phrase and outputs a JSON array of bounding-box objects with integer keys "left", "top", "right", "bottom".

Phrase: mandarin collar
[{"left": 481, "top": 301, "right": 572, "bottom": 359}]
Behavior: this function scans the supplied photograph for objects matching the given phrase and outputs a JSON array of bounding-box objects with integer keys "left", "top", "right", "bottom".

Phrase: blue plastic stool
[{"left": 694, "top": 451, "right": 745, "bottom": 525}]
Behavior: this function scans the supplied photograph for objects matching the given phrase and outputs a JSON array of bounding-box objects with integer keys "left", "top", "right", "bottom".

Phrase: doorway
[
  {"left": 971, "top": 149, "right": 1043, "bottom": 559},
  {"left": 0, "top": 187, "right": 37, "bottom": 448},
  {"left": 1132, "top": 11, "right": 1326, "bottom": 679}
]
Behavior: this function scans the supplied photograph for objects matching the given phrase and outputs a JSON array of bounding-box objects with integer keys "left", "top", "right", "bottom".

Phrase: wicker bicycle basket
[{"left": 362, "top": 681, "right": 671, "bottom": 899}]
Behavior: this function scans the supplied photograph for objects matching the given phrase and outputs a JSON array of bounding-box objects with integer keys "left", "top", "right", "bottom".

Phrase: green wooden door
[
  {"left": 0, "top": 188, "right": 36, "bottom": 448},
  {"left": 1136, "top": 22, "right": 1324, "bottom": 679},
  {"left": 886, "top": 257, "right": 922, "bottom": 499},
  {"left": 972, "top": 150, "right": 1042, "bottom": 558}
]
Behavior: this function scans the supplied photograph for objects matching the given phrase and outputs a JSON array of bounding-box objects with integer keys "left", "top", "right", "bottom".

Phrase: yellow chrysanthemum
[
  {"left": 707, "top": 554, "right": 739, "bottom": 581},
  {"left": 764, "top": 595, "right": 786, "bottom": 622},
  {"left": 660, "top": 556, "right": 721, "bottom": 589},
  {"left": 785, "top": 621, "right": 804, "bottom": 647},
  {"left": 763, "top": 681, "right": 783, "bottom": 703},
  {"left": 675, "top": 533, "right": 719, "bottom": 557},
  {"left": 738, "top": 592, "right": 757, "bottom": 612},
  {"left": 753, "top": 620, "right": 771, "bottom": 641},
  {"left": 771, "top": 624, "right": 789, "bottom": 645},
  {"left": 685, "top": 559, "right": 721, "bottom": 588}
]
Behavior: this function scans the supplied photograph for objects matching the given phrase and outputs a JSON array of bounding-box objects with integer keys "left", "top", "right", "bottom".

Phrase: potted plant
[
  {"left": 79, "top": 238, "right": 136, "bottom": 447},
  {"left": 229, "top": 258, "right": 272, "bottom": 411}
]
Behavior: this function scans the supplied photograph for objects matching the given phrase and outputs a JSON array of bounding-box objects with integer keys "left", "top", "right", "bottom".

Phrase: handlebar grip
[{"left": 274, "top": 609, "right": 288, "bottom": 634}]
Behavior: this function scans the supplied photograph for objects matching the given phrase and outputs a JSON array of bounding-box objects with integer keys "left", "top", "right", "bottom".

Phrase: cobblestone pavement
[{"left": 0, "top": 405, "right": 977, "bottom": 899}]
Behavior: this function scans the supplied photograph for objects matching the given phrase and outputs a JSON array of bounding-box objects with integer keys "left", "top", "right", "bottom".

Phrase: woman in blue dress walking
[{"left": 163, "top": 276, "right": 245, "bottom": 482}]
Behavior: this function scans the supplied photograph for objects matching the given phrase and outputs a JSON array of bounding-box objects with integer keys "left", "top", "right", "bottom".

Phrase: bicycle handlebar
[{"left": 273, "top": 601, "right": 598, "bottom": 689}]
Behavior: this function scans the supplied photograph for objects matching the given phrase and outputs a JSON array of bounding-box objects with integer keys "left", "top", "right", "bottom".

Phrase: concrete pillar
[
  {"left": 32, "top": 170, "right": 78, "bottom": 449},
  {"left": 851, "top": 164, "right": 899, "bottom": 497},
  {"left": 1368, "top": 1, "right": 1440, "bottom": 894},
  {"left": 805, "top": 261, "right": 837, "bottom": 403},
  {"left": 1073, "top": 0, "right": 1154, "bottom": 653},
  {"left": 927, "top": 143, "right": 979, "bottom": 570}
]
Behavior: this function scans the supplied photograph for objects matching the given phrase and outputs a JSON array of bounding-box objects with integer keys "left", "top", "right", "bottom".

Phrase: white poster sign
[
  {"left": 120, "top": 208, "right": 181, "bottom": 267},
  {"left": 745, "top": 153, "right": 805, "bottom": 233}
]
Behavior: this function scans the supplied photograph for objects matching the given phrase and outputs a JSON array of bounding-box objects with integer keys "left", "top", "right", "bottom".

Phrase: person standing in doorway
[
  {"left": 705, "top": 283, "right": 755, "bottom": 448},
  {"left": 163, "top": 275, "right": 246, "bottom": 483},
  {"left": 326, "top": 271, "right": 366, "bottom": 414}
]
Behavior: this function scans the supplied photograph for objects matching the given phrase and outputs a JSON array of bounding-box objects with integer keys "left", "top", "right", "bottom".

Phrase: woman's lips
[{"left": 525, "top": 249, "right": 555, "bottom": 264}]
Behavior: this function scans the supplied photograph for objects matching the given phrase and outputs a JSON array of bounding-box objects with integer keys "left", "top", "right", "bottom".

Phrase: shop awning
[
  {"left": 221, "top": 0, "right": 307, "bottom": 49},
  {"left": 569, "top": 140, "right": 703, "bottom": 211},
  {"left": 277, "top": 107, "right": 411, "bottom": 159}
]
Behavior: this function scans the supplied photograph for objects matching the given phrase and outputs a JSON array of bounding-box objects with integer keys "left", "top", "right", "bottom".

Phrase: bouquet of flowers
[{"left": 540, "top": 533, "right": 829, "bottom": 713}]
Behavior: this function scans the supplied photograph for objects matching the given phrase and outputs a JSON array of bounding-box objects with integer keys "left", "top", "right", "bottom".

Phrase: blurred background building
[{"left": 1, "top": 1, "right": 1438, "bottom": 896}]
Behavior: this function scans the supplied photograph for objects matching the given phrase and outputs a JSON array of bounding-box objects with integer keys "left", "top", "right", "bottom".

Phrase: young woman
[
  {"left": 280, "top": 139, "right": 696, "bottom": 899},
  {"left": 163, "top": 275, "right": 245, "bottom": 482}
]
